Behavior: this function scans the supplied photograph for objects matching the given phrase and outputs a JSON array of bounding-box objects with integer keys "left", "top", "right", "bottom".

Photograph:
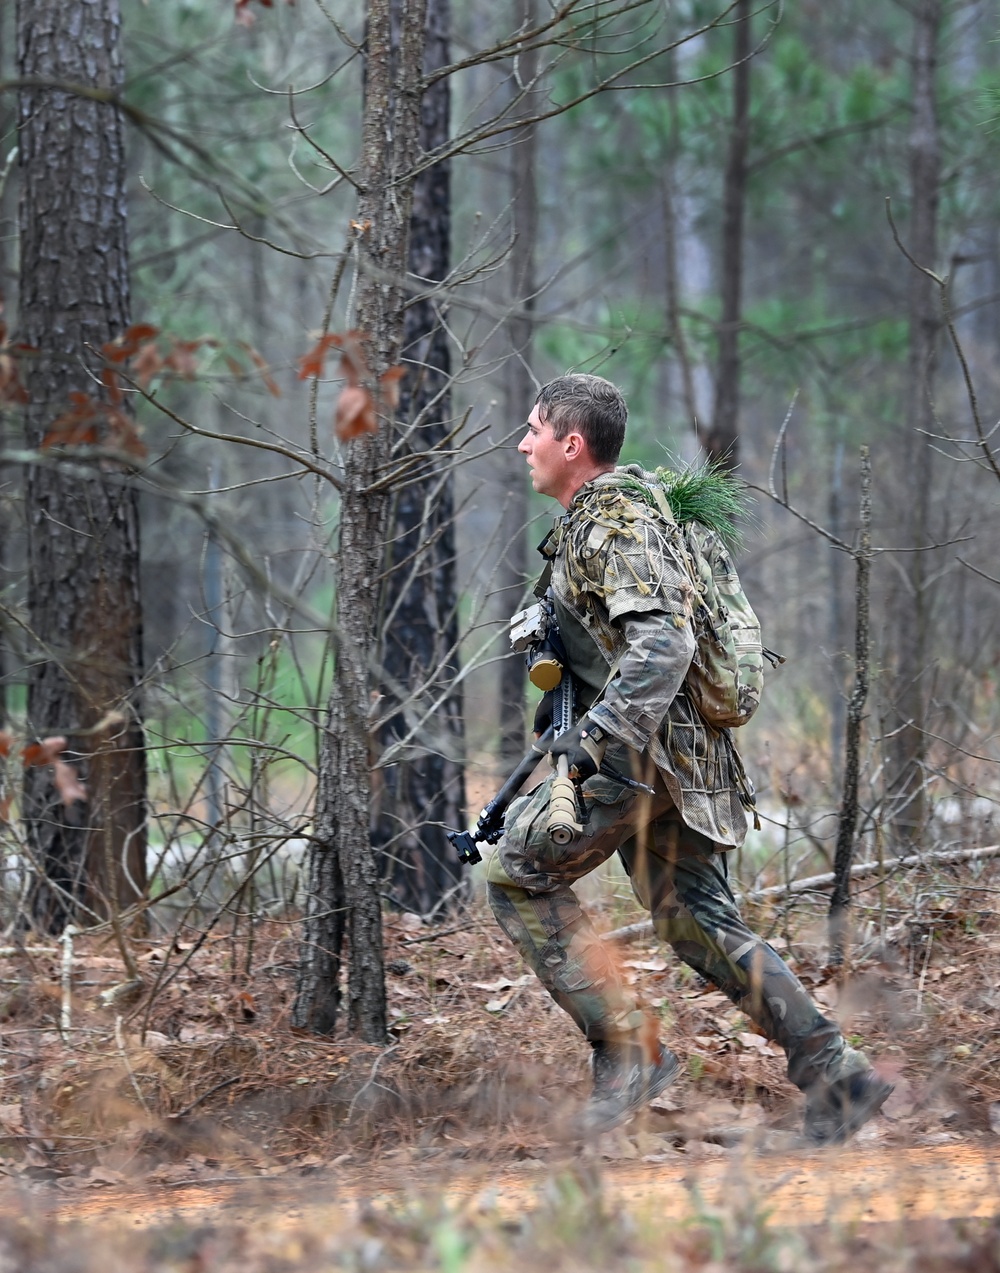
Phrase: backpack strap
[{"left": 532, "top": 521, "right": 564, "bottom": 598}]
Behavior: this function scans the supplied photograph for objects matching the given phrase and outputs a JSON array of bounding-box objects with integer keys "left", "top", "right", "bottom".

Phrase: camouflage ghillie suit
[{"left": 486, "top": 467, "right": 869, "bottom": 1093}]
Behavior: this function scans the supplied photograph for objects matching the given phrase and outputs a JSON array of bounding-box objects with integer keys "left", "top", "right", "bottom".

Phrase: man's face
[{"left": 518, "top": 405, "right": 572, "bottom": 503}]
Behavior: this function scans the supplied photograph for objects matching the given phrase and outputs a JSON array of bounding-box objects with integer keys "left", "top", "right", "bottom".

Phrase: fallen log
[{"left": 603, "top": 843, "right": 1000, "bottom": 945}]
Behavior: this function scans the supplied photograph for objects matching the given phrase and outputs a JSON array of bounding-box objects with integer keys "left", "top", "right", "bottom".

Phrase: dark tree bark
[
  {"left": 1, "top": 8, "right": 18, "bottom": 732},
  {"left": 827, "top": 435, "right": 848, "bottom": 779},
  {"left": 373, "top": 0, "right": 467, "bottom": 916},
  {"left": 294, "top": 0, "right": 427, "bottom": 1040},
  {"left": 702, "top": 0, "right": 751, "bottom": 471},
  {"left": 829, "top": 448, "right": 872, "bottom": 963},
  {"left": 497, "top": 0, "right": 539, "bottom": 768},
  {"left": 885, "top": 0, "right": 942, "bottom": 850},
  {"left": 17, "top": 0, "right": 146, "bottom": 932}
]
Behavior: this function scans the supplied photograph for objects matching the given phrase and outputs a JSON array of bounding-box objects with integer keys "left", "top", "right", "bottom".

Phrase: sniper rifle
[
  {"left": 445, "top": 667, "right": 656, "bottom": 865},
  {"left": 447, "top": 599, "right": 653, "bottom": 864}
]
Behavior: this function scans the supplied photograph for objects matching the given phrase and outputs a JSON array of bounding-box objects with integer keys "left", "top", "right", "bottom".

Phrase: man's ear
[{"left": 563, "top": 430, "right": 586, "bottom": 459}]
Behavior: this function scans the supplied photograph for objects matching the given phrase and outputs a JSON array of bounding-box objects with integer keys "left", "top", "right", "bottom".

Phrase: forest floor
[{"left": 1, "top": 856, "right": 999, "bottom": 1270}]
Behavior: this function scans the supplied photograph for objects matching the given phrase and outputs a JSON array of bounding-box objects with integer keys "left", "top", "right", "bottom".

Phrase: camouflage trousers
[{"left": 485, "top": 755, "right": 869, "bottom": 1092}]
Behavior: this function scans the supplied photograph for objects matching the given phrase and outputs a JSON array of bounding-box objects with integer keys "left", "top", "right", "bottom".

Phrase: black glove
[
  {"left": 533, "top": 690, "right": 554, "bottom": 738},
  {"left": 549, "top": 716, "right": 609, "bottom": 781}
]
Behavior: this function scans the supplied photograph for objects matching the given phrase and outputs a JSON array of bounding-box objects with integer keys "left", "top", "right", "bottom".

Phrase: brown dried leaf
[
  {"left": 131, "top": 340, "right": 164, "bottom": 389},
  {"left": 334, "top": 384, "right": 377, "bottom": 440},
  {"left": 43, "top": 392, "right": 100, "bottom": 449},
  {"left": 336, "top": 331, "right": 369, "bottom": 386},
  {"left": 0, "top": 354, "right": 29, "bottom": 405},
  {"left": 0, "top": 1103, "right": 24, "bottom": 1134},
  {"left": 21, "top": 738, "right": 87, "bottom": 806},
  {"left": 379, "top": 365, "right": 406, "bottom": 410},
  {"left": 247, "top": 347, "right": 282, "bottom": 397},
  {"left": 296, "top": 333, "right": 342, "bottom": 381},
  {"left": 103, "top": 324, "right": 160, "bottom": 364},
  {"left": 125, "top": 323, "right": 160, "bottom": 346},
  {"left": 737, "top": 1031, "right": 780, "bottom": 1056},
  {"left": 86, "top": 709, "right": 128, "bottom": 737},
  {"left": 164, "top": 340, "right": 201, "bottom": 379},
  {"left": 22, "top": 736, "right": 67, "bottom": 768},
  {"left": 104, "top": 406, "right": 148, "bottom": 459},
  {"left": 100, "top": 367, "right": 124, "bottom": 406}
]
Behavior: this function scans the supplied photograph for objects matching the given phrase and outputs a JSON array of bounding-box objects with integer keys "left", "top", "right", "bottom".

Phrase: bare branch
[{"left": 886, "top": 196, "right": 1000, "bottom": 483}]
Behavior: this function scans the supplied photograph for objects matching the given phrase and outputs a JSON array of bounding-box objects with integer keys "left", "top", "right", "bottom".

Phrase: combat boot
[
  {"left": 582, "top": 1036, "right": 680, "bottom": 1135},
  {"left": 803, "top": 1069, "right": 894, "bottom": 1145}
]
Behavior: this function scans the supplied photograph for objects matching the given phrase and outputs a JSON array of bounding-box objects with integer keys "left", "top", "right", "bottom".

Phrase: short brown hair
[{"left": 535, "top": 374, "right": 627, "bottom": 465}]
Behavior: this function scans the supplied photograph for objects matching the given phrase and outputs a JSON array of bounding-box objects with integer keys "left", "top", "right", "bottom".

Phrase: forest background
[{"left": 0, "top": 0, "right": 999, "bottom": 1051}]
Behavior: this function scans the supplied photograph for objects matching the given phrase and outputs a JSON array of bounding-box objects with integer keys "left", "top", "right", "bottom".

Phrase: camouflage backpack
[{"left": 623, "top": 463, "right": 780, "bottom": 729}]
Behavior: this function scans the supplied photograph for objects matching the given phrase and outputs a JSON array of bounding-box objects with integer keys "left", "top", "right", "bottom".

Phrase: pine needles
[{"left": 655, "top": 462, "right": 753, "bottom": 552}]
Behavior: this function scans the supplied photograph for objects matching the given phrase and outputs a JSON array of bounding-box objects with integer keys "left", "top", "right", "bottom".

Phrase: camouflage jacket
[{"left": 539, "top": 466, "right": 752, "bottom": 848}]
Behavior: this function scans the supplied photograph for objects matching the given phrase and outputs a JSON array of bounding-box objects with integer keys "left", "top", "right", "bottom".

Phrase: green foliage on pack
[
  {"left": 655, "top": 463, "right": 752, "bottom": 554},
  {"left": 616, "top": 460, "right": 752, "bottom": 554},
  {"left": 617, "top": 462, "right": 767, "bottom": 730}
]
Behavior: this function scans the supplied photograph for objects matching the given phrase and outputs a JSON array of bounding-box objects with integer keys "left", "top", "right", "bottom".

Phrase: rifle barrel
[
  {"left": 447, "top": 728, "right": 556, "bottom": 865},
  {"left": 485, "top": 727, "right": 553, "bottom": 815}
]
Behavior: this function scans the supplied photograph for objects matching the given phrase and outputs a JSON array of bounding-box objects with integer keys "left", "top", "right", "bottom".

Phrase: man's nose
[{"left": 517, "top": 433, "right": 530, "bottom": 453}]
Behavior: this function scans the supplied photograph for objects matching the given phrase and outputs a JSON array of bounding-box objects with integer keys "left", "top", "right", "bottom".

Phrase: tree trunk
[
  {"left": 886, "top": 0, "right": 942, "bottom": 850},
  {"left": 497, "top": 0, "right": 539, "bottom": 768},
  {"left": 702, "top": 0, "right": 751, "bottom": 472},
  {"left": 17, "top": 0, "right": 146, "bottom": 932},
  {"left": 829, "top": 447, "right": 872, "bottom": 963},
  {"left": 0, "top": 12, "right": 13, "bottom": 732},
  {"left": 374, "top": 0, "right": 466, "bottom": 916},
  {"left": 294, "top": 0, "right": 427, "bottom": 1040},
  {"left": 827, "top": 433, "right": 847, "bottom": 780}
]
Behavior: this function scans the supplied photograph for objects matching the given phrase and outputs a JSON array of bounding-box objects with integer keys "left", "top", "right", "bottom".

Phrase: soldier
[{"left": 485, "top": 372, "right": 893, "bottom": 1140}]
